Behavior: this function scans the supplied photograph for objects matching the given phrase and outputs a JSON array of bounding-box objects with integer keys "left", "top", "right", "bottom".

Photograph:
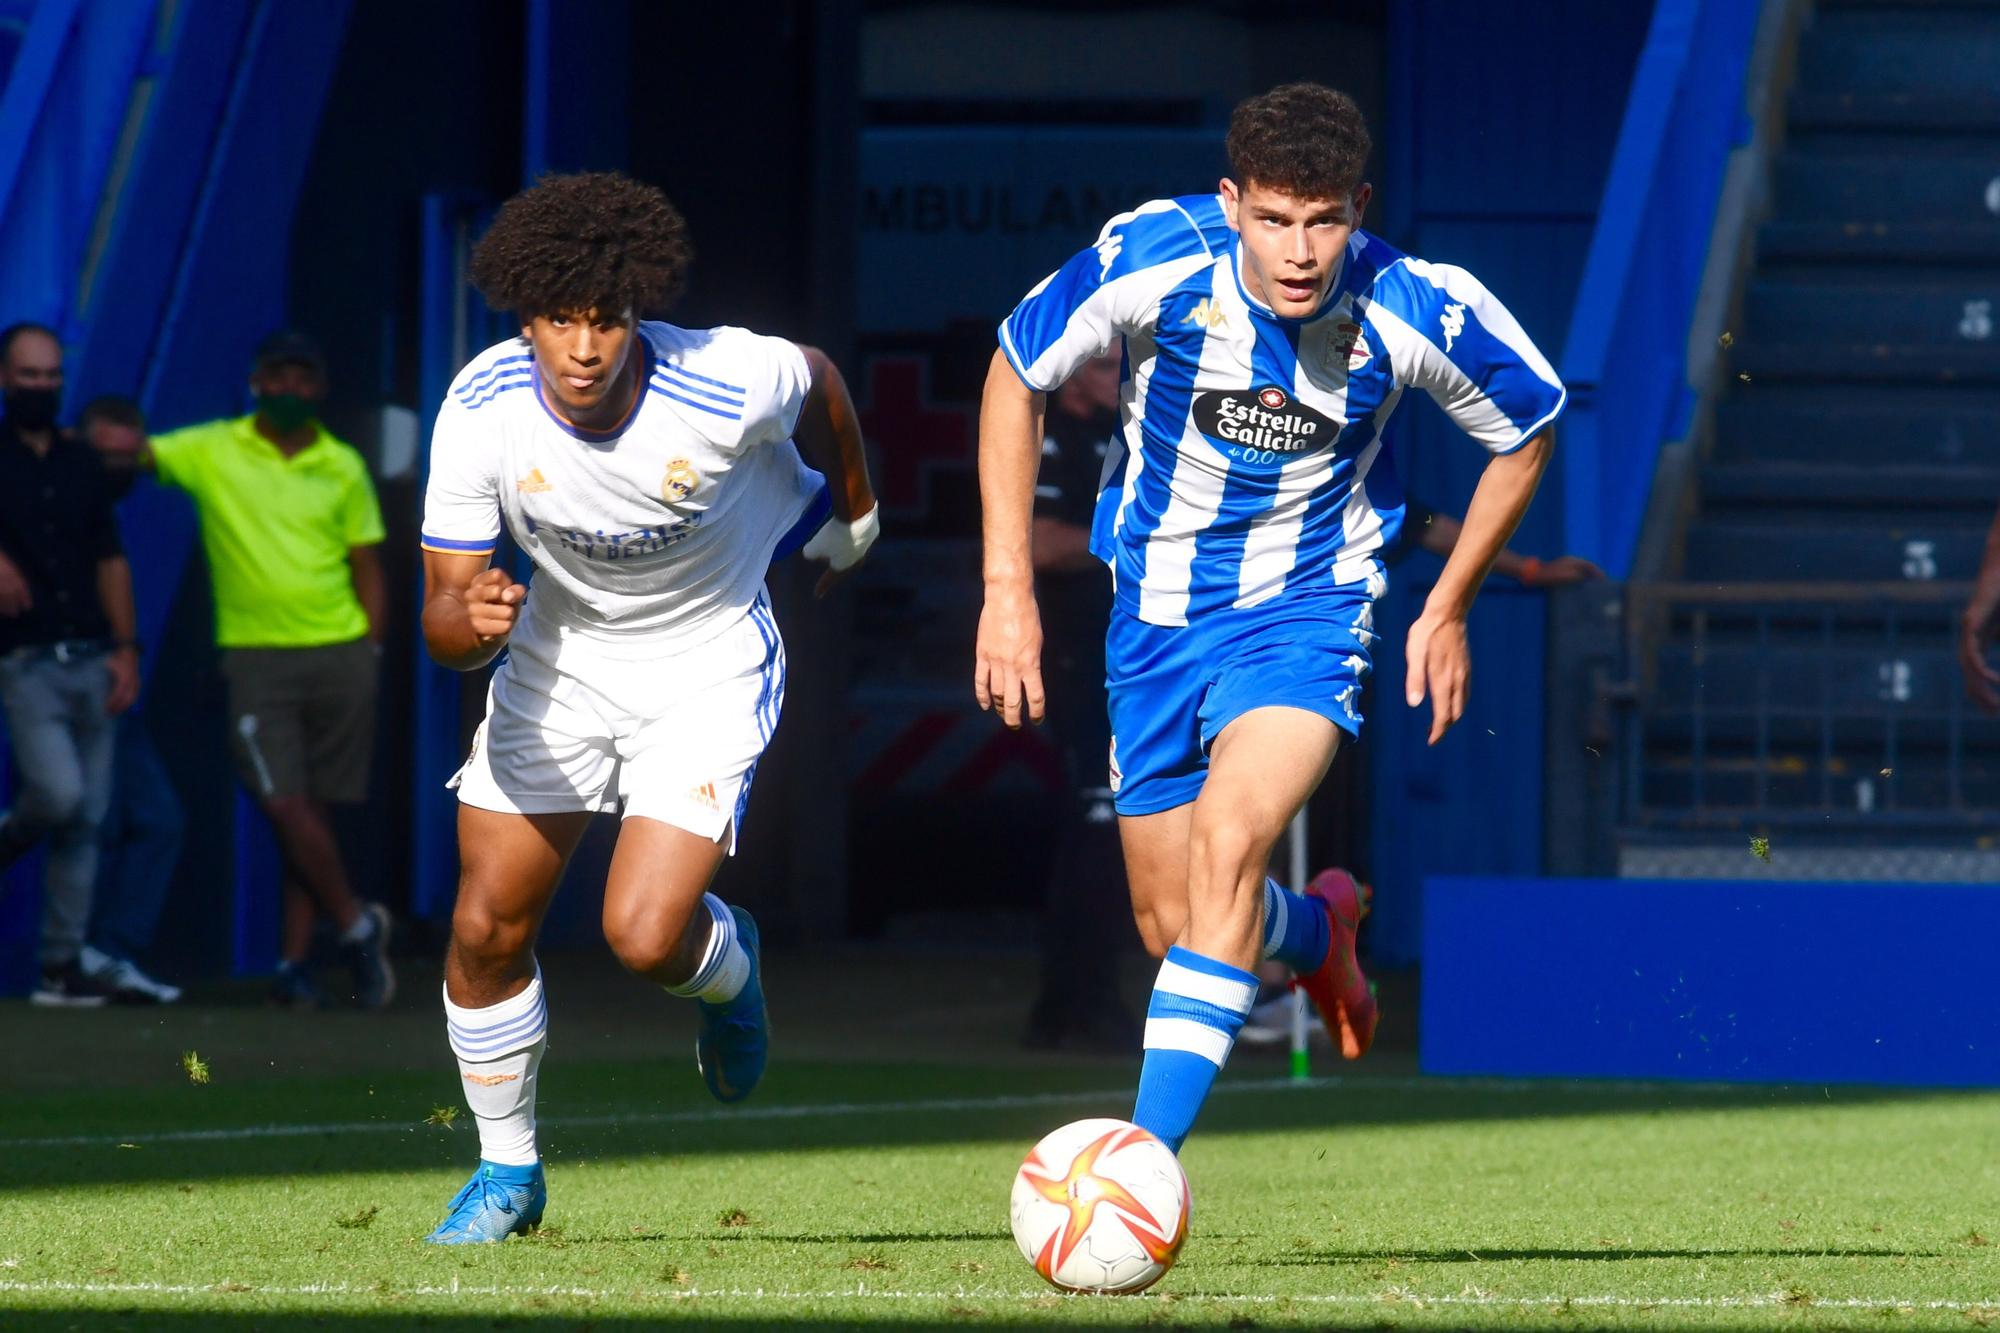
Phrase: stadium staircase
[{"left": 1620, "top": 0, "right": 2000, "bottom": 878}]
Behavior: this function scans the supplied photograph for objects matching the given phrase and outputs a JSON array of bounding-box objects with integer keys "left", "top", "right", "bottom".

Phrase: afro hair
[{"left": 468, "top": 171, "right": 694, "bottom": 321}]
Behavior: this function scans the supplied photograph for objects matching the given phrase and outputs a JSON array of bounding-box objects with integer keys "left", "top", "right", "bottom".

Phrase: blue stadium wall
[{"left": 1362, "top": 0, "right": 1654, "bottom": 966}]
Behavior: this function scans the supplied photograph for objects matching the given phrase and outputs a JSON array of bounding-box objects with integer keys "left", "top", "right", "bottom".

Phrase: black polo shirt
[{"left": 0, "top": 418, "right": 123, "bottom": 653}]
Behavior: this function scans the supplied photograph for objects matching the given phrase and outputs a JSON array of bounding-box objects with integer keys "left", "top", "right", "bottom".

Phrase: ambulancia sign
[{"left": 858, "top": 127, "right": 1224, "bottom": 332}]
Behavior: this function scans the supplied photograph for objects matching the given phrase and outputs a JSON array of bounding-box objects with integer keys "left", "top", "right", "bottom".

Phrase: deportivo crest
[
  {"left": 662, "top": 458, "right": 700, "bottom": 503},
  {"left": 1327, "top": 321, "right": 1371, "bottom": 369},
  {"left": 1191, "top": 386, "right": 1340, "bottom": 453}
]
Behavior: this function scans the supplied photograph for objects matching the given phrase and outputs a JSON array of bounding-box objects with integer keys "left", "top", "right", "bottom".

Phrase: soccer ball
[{"left": 1010, "top": 1118, "right": 1190, "bottom": 1293}]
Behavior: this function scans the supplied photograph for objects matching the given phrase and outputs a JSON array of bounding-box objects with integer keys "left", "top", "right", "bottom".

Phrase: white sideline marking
[
  {"left": 0, "top": 1279, "right": 1990, "bottom": 1311},
  {"left": 0, "top": 1072, "right": 1777, "bottom": 1152}
]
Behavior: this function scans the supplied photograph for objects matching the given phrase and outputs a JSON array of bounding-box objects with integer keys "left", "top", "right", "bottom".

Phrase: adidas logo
[
  {"left": 689, "top": 781, "right": 719, "bottom": 811},
  {"left": 1183, "top": 299, "right": 1227, "bottom": 331},
  {"left": 516, "top": 468, "right": 553, "bottom": 494}
]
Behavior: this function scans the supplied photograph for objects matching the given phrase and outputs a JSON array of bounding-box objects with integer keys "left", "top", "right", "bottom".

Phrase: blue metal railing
[
  {"left": 1624, "top": 582, "right": 2000, "bottom": 828},
  {"left": 1559, "top": 0, "right": 1764, "bottom": 578}
]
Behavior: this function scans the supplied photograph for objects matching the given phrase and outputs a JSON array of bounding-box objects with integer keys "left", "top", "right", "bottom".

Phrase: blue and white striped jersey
[{"left": 999, "top": 194, "right": 1566, "bottom": 626}]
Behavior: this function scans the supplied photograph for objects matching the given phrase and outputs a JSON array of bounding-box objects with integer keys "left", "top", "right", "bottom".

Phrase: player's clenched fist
[{"left": 464, "top": 566, "right": 527, "bottom": 644}]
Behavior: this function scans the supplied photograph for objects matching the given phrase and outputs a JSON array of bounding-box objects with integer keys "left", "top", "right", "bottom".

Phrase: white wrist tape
[{"left": 802, "top": 506, "right": 879, "bottom": 572}]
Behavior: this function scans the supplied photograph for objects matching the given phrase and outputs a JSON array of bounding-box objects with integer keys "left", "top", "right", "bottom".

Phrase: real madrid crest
[{"left": 662, "top": 458, "right": 700, "bottom": 504}]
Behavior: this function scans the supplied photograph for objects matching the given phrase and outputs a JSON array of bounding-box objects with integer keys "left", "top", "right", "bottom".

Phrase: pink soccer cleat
[{"left": 1295, "top": 868, "right": 1378, "bottom": 1060}]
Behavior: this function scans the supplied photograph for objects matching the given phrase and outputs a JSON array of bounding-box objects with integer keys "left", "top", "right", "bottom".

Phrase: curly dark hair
[
  {"left": 469, "top": 172, "right": 693, "bottom": 320},
  {"left": 1227, "top": 83, "right": 1372, "bottom": 201}
]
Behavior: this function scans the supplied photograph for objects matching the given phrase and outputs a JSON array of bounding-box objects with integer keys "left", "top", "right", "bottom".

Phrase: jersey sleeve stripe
[
  {"left": 463, "top": 373, "right": 536, "bottom": 410},
  {"left": 658, "top": 361, "right": 748, "bottom": 396},
  {"left": 653, "top": 365, "right": 747, "bottom": 406},
  {"left": 650, "top": 381, "right": 744, "bottom": 420},
  {"left": 455, "top": 353, "right": 535, "bottom": 400},
  {"left": 420, "top": 533, "right": 498, "bottom": 554}
]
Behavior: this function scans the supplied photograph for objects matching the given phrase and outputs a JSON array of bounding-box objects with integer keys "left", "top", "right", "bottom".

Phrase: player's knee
[
  {"left": 604, "top": 919, "right": 679, "bottom": 978},
  {"left": 1187, "top": 819, "right": 1267, "bottom": 890},
  {"left": 602, "top": 899, "right": 696, "bottom": 979},
  {"left": 450, "top": 893, "right": 535, "bottom": 967},
  {"left": 1130, "top": 903, "right": 1178, "bottom": 959}
]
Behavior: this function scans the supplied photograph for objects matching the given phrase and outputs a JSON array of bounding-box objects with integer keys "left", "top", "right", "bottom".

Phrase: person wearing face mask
[
  {"left": 0, "top": 323, "right": 143, "bottom": 1005},
  {"left": 137, "top": 332, "right": 394, "bottom": 1010}
]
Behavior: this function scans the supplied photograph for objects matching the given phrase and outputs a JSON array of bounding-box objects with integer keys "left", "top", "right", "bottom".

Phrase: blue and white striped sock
[
  {"left": 444, "top": 968, "right": 548, "bottom": 1166},
  {"left": 1261, "top": 877, "right": 1331, "bottom": 972},
  {"left": 663, "top": 894, "right": 750, "bottom": 1006},
  {"left": 1133, "top": 947, "right": 1258, "bottom": 1154}
]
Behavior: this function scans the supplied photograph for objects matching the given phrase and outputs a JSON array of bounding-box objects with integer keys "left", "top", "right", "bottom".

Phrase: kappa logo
[
  {"left": 462, "top": 1071, "right": 520, "bottom": 1087},
  {"left": 515, "top": 467, "right": 553, "bottom": 494},
  {"left": 662, "top": 457, "right": 701, "bottom": 503},
  {"left": 1183, "top": 298, "right": 1228, "bottom": 331},
  {"left": 1107, "top": 738, "right": 1122, "bottom": 794},
  {"left": 1440, "top": 302, "right": 1466, "bottom": 352},
  {"left": 1096, "top": 231, "right": 1128, "bottom": 274}
]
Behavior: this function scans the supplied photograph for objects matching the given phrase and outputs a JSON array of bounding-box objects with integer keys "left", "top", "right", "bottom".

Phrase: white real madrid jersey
[
  {"left": 1000, "top": 194, "right": 1567, "bottom": 627},
  {"left": 421, "top": 321, "right": 826, "bottom": 652}
]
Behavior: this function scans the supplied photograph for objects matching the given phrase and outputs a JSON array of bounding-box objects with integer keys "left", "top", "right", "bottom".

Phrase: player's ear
[
  {"left": 1351, "top": 183, "right": 1373, "bottom": 223},
  {"left": 1219, "top": 177, "right": 1241, "bottom": 228}
]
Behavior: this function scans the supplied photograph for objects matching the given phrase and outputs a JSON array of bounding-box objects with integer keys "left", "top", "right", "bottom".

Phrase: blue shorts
[{"left": 1105, "top": 587, "right": 1377, "bottom": 816}]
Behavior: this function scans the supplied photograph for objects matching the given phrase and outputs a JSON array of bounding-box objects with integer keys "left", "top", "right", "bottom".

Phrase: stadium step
[
  {"left": 1795, "top": 3, "right": 2000, "bottom": 103},
  {"left": 1740, "top": 276, "right": 2000, "bottom": 350},
  {"left": 1699, "top": 461, "right": 2000, "bottom": 510},
  {"left": 1681, "top": 519, "right": 1982, "bottom": 582},
  {"left": 1712, "top": 386, "right": 2000, "bottom": 466},
  {"left": 1769, "top": 147, "right": 2000, "bottom": 229},
  {"left": 1758, "top": 221, "right": 2000, "bottom": 265}
]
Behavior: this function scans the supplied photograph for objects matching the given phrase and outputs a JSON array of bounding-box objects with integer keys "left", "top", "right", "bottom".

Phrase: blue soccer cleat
[
  {"left": 695, "top": 906, "right": 767, "bottom": 1103},
  {"left": 424, "top": 1161, "right": 546, "bottom": 1244}
]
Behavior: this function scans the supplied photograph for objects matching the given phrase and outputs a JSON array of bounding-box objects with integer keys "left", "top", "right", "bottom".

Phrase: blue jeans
[
  {"left": 91, "top": 710, "right": 183, "bottom": 962},
  {"left": 0, "top": 645, "right": 116, "bottom": 968}
]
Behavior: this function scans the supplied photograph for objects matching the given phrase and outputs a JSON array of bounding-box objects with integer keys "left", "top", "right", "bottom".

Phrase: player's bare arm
[
  {"left": 421, "top": 550, "right": 524, "bottom": 672},
  {"left": 790, "top": 345, "right": 880, "bottom": 596},
  {"left": 975, "top": 347, "right": 1048, "bottom": 729},
  {"left": 1958, "top": 502, "right": 2000, "bottom": 713},
  {"left": 1405, "top": 427, "right": 1554, "bottom": 745}
]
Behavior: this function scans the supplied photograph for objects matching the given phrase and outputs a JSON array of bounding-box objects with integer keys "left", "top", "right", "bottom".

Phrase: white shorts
[{"left": 450, "top": 591, "right": 786, "bottom": 851}]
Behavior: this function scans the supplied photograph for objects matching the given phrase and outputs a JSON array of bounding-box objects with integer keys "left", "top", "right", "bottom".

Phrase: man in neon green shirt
[{"left": 144, "top": 331, "right": 394, "bottom": 1009}]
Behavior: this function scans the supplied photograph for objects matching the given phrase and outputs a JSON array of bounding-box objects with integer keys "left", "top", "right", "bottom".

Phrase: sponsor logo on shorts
[
  {"left": 1107, "top": 739, "right": 1122, "bottom": 794},
  {"left": 462, "top": 1071, "right": 520, "bottom": 1087},
  {"left": 662, "top": 458, "right": 701, "bottom": 503},
  {"left": 1191, "top": 386, "right": 1340, "bottom": 454},
  {"left": 516, "top": 467, "right": 553, "bottom": 494},
  {"left": 688, "top": 781, "right": 720, "bottom": 811}
]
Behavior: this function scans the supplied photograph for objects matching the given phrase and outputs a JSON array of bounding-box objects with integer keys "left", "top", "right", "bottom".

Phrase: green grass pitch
[{"left": 4, "top": 956, "right": 1999, "bottom": 1332}]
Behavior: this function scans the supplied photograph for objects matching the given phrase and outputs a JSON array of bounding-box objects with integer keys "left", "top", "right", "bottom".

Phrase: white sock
[
  {"left": 663, "top": 894, "right": 749, "bottom": 1005},
  {"left": 341, "top": 909, "right": 376, "bottom": 944},
  {"left": 444, "top": 969, "right": 547, "bottom": 1166}
]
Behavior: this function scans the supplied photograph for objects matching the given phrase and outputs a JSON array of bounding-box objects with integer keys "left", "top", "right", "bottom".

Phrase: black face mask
[{"left": 3, "top": 387, "right": 60, "bottom": 433}]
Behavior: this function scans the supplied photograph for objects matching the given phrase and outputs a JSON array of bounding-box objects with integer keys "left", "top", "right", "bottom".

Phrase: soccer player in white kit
[{"left": 416, "top": 173, "right": 879, "bottom": 1243}]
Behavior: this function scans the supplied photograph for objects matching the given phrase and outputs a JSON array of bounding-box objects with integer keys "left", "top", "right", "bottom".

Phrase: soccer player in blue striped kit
[{"left": 976, "top": 84, "right": 1566, "bottom": 1154}]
